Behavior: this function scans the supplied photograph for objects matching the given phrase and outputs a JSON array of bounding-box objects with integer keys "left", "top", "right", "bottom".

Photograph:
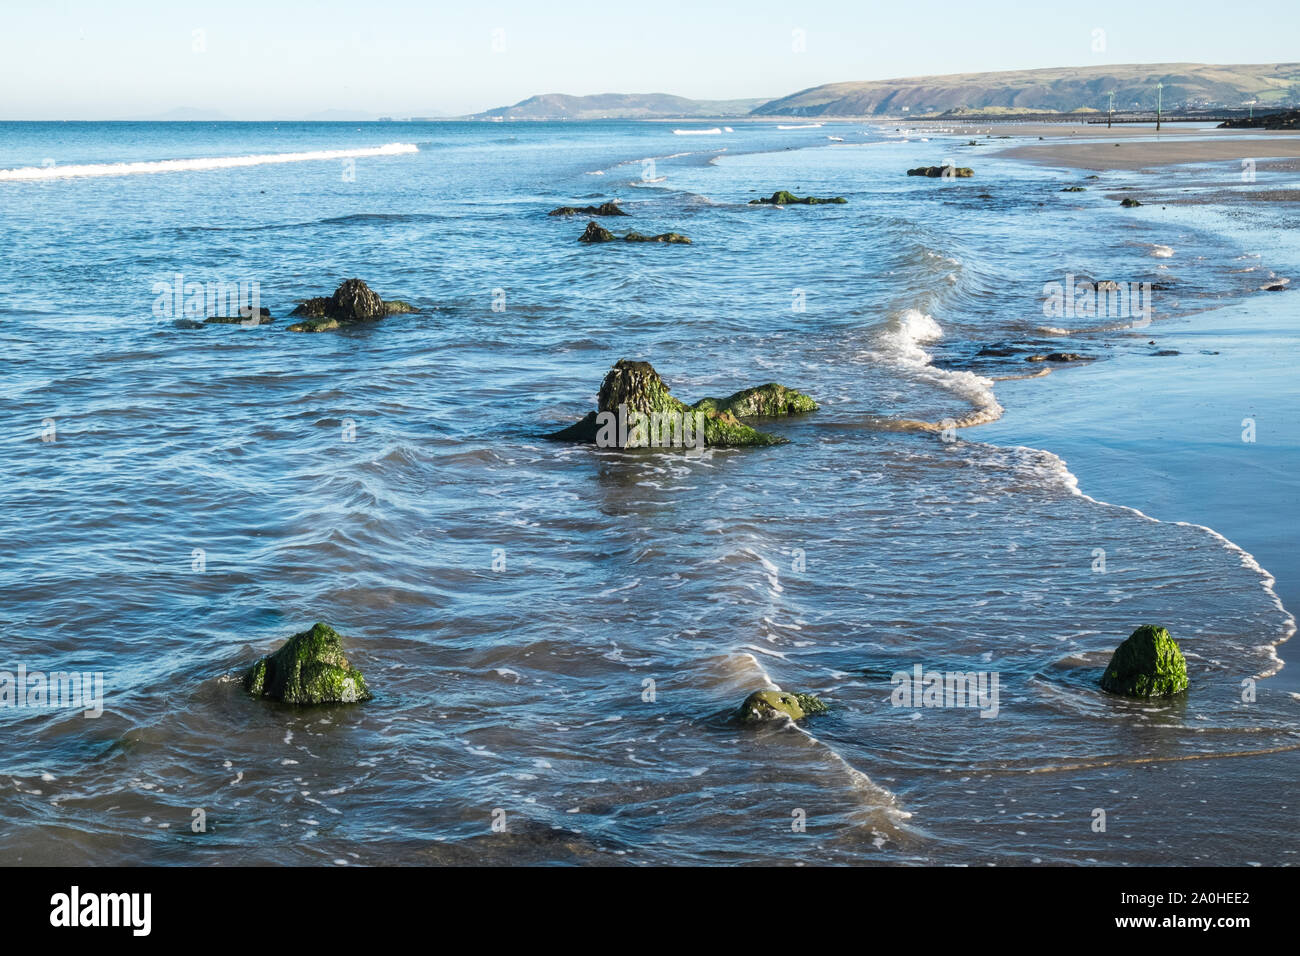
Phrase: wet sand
[
  {"left": 988, "top": 124, "right": 1300, "bottom": 171},
  {"left": 986, "top": 128, "right": 1300, "bottom": 691}
]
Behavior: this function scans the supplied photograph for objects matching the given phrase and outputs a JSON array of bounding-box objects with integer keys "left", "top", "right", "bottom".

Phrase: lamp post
[{"left": 1156, "top": 82, "right": 1163, "bottom": 131}]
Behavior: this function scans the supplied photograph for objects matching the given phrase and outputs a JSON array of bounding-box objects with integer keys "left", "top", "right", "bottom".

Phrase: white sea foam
[
  {"left": 0, "top": 142, "right": 419, "bottom": 182},
  {"left": 1017, "top": 444, "right": 1296, "bottom": 677},
  {"left": 1150, "top": 245, "right": 1175, "bottom": 258},
  {"left": 673, "top": 128, "right": 721, "bottom": 135},
  {"left": 866, "top": 309, "right": 1005, "bottom": 430}
]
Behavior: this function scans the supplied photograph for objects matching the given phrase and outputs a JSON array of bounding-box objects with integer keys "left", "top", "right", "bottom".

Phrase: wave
[
  {"left": 0, "top": 143, "right": 419, "bottom": 182},
  {"left": 866, "top": 309, "right": 1005, "bottom": 431},
  {"left": 1014, "top": 445, "right": 1296, "bottom": 679},
  {"left": 673, "top": 128, "right": 722, "bottom": 135}
]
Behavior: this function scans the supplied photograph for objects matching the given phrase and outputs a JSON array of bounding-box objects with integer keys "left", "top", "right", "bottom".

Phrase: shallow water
[{"left": 0, "top": 121, "right": 1295, "bottom": 865}]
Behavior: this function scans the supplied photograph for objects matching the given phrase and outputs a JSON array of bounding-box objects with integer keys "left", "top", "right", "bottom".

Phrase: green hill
[{"left": 752, "top": 63, "right": 1300, "bottom": 117}]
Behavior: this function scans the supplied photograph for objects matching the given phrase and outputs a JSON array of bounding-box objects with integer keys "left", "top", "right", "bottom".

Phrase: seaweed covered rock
[
  {"left": 549, "top": 201, "right": 628, "bottom": 216},
  {"left": 623, "top": 230, "right": 691, "bottom": 243},
  {"left": 1120, "top": 197, "right": 1142, "bottom": 207},
  {"left": 579, "top": 221, "right": 617, "bottom": 242},
  {"left": 749, "top": 190, "right": 847, "bottom": 205},
  {"left": 287, "top": 279, "right": 416, "bottom": 332},
  {"left": 1100, "top": 624, "right": 1188, "bottom": 698},
  {"left": 1025, "top": 352, "right": 1090, "bottom": 363},
  {"left": 1061, "top": 186, "right": 1087, "bottom": 192},
  {"left": 243, "top": 622, "right": 372, "bottom": 705},
  {"left": 547, "top": 359, "right": 817, "bottom": 449},
  {"left": 204, "top": 307, "right": 273, "bottom": 326},
  {"left": 737, "top": 689, "right": 829, "bottom": 722},
  {"left": 908, "top": 166, "right": 974, "bottom": 178},
  {"left": 579, "top": 221, "right": 690, "bottom": 244},
  {"left": 692, "top": 383, "right": 819, "bottom": 418}
]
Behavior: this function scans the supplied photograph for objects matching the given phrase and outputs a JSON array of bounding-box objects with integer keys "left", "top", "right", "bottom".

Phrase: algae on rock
[
  {"left": 1100, "top": 624, "right": 1188, "bottom": 698},
  {"left": 243, "top": 622, "right": 372, "bottom": 705},
  {"left": 907, "top": 166, "right": 974, "bottom": 178},
  {"left": 579, "top": 221, "right": 691, "bottom": 244},
  {"left": 737, "top": 689, "right": 830, "bottom": 722},
  {"left": 748, "top": 190, "right": 847, "bottom": 205},
  {"left": 286, "top": 279, "right": 418, "bottom": 332},
  {"left": 549, "top": 201, "right": 628, "bottom": 216},
  {"left": 547, "top": 359, "right": 817, "bottom": 449}
]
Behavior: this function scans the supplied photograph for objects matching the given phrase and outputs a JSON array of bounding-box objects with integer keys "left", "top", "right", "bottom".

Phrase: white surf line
[
  {"left": 1021, "top": 443, "right": 1297, "bottom": 679},
  {"left": 0, "top": 142, "right": 419, "bottom": 182},
  {"left": 730, "top": 651, "right": 914, "bottom": 833}
]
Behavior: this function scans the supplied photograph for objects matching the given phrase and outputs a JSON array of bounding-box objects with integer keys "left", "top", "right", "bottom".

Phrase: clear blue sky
[{"left": 3, "top": 0, "right": 1297, "bottom": 118}]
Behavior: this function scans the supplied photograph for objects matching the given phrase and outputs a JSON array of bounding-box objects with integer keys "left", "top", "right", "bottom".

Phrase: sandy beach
[
  {"left": 985, "top": 122, "right": 1300, "bottom": 170},
  {"left": 976, "top": 121, "right": 1300, "bottom": 689}
]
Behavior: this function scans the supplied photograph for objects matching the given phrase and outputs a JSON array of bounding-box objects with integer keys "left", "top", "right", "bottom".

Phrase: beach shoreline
[{"left": 983, "top": 127, "right": 1300, "bottom": 690}]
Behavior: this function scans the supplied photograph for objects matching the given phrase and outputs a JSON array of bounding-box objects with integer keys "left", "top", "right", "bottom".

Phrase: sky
[{"left": 2, "top": 0, "right": 1297, "bottom": 119}]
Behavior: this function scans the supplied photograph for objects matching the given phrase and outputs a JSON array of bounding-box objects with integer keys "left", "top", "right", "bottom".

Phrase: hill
[
  {"left": 466, "top": 92, "right": 770, "bottom": 120},
  {"left": 752, "top": 63, "right": 1300, "bottom": 117}
]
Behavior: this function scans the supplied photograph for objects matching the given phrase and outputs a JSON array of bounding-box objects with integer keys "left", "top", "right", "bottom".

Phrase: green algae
[
  {"left": 737, "top": 689, "right": 829, "bottom": 722},
  {"left": 579, "top": 221, "right": 691, "bottom": 243},
  {"left": 286, "top": 280, "right": 415, "bottom": 332},
  {"left": 748, "top": 190, "right": 847, "bottom": 205},
  {"left": 243, "top": 622, "right": 372, "bottom": 705},
  {"left": 286, "top": 317, "right": 340, "bottom": 333},
  {"left": 548, "top": 360, "right": 817, "bottom": 448},
  {"left": 907, "top": 166, "right": 974, "bottom": 178},
  {"left": 549, "top": 202, "right": 628, "bottom": 216},
  {"left": 1100, "top": 624, "right": 1188, "bottom": 698}
]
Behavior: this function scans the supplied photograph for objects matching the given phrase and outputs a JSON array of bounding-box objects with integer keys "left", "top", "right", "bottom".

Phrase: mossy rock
[
  {"left": 289, "top": 297, "right": 330, "bottom": 319},
  {"left": 737, "top": 689, "right": 829, "bottom": 722},
  {"left": 579, "top": 221, "right": 690, "bottom": 244},
  {"left": 203, "top": 314, "right": 274, "bottom": 326},
  {"left": 243, "top": 622, "right": 372, "bottom": 705},
  {"left": 547, "top": 359, "right": 817, "bottom": 448},
  {"left": 1061, "top": 186, "right": 1087, "bottom": 192},
  {"left": 1120, "top": 197, "right": 1143, "bottom": 207},
  {"left": 907, "top": 166, "right": 974, "bottom": 178},
  {"left": 549, "top": 201, "right": 627, "bottom": 216},
  {"left": 623, "top": 230, "right": 691, "bottom": 244},
  {"left": 748, "top": 190, "right": 847, "bottom": 205},
  {"left": 286, "top": 317, "right": 340, "bottom": 333},
  {"left": 692, "top": 383, "right": 820, "bottom": 418},
  {"left": 1026, "top": 352, "right": 1089, "bottom": 363},
  {"left": 1100, "top": 624, "right": 1188, "bottom": 698},
  {"left": 287, "top": 279, "right": 412, "bottom": 332}
]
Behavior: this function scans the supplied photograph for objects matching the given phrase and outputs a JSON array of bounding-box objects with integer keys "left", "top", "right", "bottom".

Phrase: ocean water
[{"left": 0, "top": 121, "right": 1295, "bottom": 865}]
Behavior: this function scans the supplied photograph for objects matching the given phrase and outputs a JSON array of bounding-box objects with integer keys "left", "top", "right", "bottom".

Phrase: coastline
[{"left": 982, "top": 125, "right": 1299, "bottom": 691}]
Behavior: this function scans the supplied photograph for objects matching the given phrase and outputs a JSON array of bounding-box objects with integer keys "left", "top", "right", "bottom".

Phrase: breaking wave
[{"left": 0, "top": 143, "right": 419, "bottom": 182}]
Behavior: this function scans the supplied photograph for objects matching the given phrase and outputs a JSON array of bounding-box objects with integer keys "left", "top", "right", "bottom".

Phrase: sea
[{"left": 0, "top": 119, "right": 1296, "bottom": 865}]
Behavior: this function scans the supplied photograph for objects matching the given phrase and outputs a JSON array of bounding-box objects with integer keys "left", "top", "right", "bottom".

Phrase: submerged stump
[
  {"left": 547, "top": 359, "right": 817, "bottom": 449},
  {"left": 748, "top": 190, "right": 847, "bottom": 205},
  {"left": 243, "top": 622, "right": 372, "bottom": 705},
  {"left": 287, "top": 279, "right": 418, "bottom": 332},
  {"left": 737, "top": 690, "right": 830, "bottom": 722},
  {"left": 1100, "top": 624, "right": 1188, "bottom": 698}
]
